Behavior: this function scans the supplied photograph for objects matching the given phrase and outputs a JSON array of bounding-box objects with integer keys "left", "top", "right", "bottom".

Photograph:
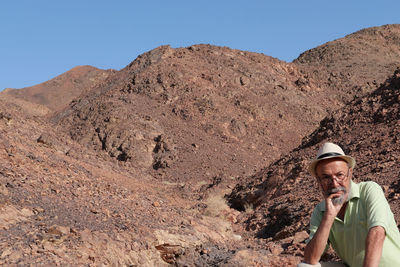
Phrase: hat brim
[{"left": 309, "top": 155, "right": 356, "bottom": 177}]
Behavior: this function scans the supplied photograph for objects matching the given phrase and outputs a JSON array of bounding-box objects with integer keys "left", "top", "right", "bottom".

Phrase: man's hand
[
  {"left": 304, "top": 192, "right": 346, "bottom": 264},
  {"left": 324, "top": 191, "right": 346, "bottom": 219}
]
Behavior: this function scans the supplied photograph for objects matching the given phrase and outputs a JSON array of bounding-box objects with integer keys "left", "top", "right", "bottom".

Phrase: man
[{"left": 298, "top": 142, "right": 400, "bottom": 267}]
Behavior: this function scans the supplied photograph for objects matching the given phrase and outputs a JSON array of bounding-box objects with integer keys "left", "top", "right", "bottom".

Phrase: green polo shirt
[{"left": 308, "top": 180, "right": 400, "bottom": 267}]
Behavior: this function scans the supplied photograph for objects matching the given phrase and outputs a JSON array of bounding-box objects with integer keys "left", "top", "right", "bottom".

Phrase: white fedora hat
[{"left": 309, "top": 142, "right": 356, "bottom": 177}]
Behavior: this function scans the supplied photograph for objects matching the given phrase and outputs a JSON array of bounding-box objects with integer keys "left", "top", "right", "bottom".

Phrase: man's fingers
[{"left": 328, "top": 192, "right": 342, "bottom": 200}]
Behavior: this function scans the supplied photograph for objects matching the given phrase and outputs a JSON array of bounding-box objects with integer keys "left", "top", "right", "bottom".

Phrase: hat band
[{"left": 317, "top": 152, "right": 342, "bottom": 159}]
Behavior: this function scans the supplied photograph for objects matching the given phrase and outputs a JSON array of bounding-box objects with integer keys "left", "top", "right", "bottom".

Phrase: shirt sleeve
[
  {"left": 363, "top": 182, "right": 392, "bottom": 231},
  {"left": 308, "top": 205, "right": 322, "bottom": 242},
  {"left": 307, "top": 203, "right": 330, "bottom": 252}
]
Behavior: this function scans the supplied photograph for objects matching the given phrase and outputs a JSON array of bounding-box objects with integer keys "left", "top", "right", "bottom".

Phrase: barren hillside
[
  {"left": 227, "top": 69, "right": 400, "bottom": 261},
  {"left": 0, "top": 24, "right": 399, "bottom": 266},
  {"left": 0, "top": 96, "right": 257, "bottom": 266},
  {"left": 1, "top": 65, "right": 115, "bottom": 113},
  {"left": 51, "top": 23, "right": 400, "bottom": 194},
  {"left": 51, "top": 44, "right": 329, "bottom": 194},
  {"left": 295, "top": 24, "right": 400, "bottom": 102}
]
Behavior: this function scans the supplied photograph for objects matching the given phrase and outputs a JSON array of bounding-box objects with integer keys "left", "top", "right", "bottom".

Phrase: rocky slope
[
  {"left": 51, "top": 44, "right": 329, "bottom": 195},
  {"left": 51, "top": 23, "right": 400, "bottom": 196},
  {"left": 0, "top": 24, "right": 399, "bottom": 266},
  {"left": 295, "top": 24, "right": 400, "bottom": 103},
  {"left": 227, "top": 69, "right": 400, "bottom": 261},
  {"left": 1, "top": 65, "right": 115, "bottom": 113},
  {"left": 0, "top": 91, "right": 264, "bottom": 266}
]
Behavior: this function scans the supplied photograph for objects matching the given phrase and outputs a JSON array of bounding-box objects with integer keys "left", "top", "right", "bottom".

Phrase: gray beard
[{"left": 328, "top": 186, "right": 347, "bottom": 206}]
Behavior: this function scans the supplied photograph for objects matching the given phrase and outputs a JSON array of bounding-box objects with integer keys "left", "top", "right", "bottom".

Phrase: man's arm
[
  {"left": 304, "top": 192, "right": 344, "bottom": 264},
  {"left": 362, "top": 226, "right": 385, "bottom": 267},
  {"left": 304, "top": 213, "right": 335, "bottom": 264}
]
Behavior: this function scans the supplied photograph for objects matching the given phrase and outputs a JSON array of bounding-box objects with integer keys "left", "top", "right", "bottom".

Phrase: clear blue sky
[{"left": 1, "top": 0, "right": 399, "bottom": 91}]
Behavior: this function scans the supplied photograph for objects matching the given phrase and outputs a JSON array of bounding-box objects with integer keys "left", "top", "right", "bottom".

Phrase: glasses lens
[{"left": 320, "top": 169, "right": 349, "bottom": 184}]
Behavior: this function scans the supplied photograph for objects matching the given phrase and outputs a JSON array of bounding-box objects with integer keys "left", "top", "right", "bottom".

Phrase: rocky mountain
[
  {"left": 227, "top": 69, "right": 400, "bottom": 259},
  {"left": 295, "top": 24, "right": 400, "bottom": 102},
  {"left": 51, "top": 45, "right": 327, "bottom": 194},
  {"left": 1, "top": 65, "right": 115, "bottom": 113},
  {"left": 0, "top": 24, "right": 399, "bottom": 266},
  {"left": 51, "top": 23, "right": 400, "bottom": 194},
  {"left": 0, "top": 96, "right": 242, "bottom": 266}
]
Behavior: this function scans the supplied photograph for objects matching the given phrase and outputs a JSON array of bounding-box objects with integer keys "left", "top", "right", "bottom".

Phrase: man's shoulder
[
  {"left": 309, "top": 200, "right": 326, "bottom": 224},
  {"left": 356, "top": 180, "right": 385, "bottom": 200},
  {"left": 357, "top": 180, "right": 383, "bottom": 192},
  {"left": 357, "top": 180, "right": 380, "bottom": 187},
  {"left": 312, "top": 200, "right": 326, "bottom": 213}
]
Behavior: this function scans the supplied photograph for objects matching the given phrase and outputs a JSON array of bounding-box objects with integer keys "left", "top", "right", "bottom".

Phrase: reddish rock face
[
  {"left": 0, "top": 24, "right": 399, "bottom": 266},
  {"left": 227, "top": 70, "right": 400, "bottom": 263},
  {"left": 1, "top": 65, "right": 115, "bottom": 112}
]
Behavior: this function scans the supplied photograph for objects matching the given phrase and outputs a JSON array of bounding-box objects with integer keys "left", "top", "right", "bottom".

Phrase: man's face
[{"left": 315, "top": 158, "right": 352, "bottom": 205}]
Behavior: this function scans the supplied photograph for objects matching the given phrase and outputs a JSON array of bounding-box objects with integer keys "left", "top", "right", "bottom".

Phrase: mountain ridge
[{"left": 0, "top": 24, "right": 399, "bottom": 266}]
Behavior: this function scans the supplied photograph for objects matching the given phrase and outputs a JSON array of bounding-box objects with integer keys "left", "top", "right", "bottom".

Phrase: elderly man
[{"left": 298, "top": 142, "right": 400, "bottom": 267}]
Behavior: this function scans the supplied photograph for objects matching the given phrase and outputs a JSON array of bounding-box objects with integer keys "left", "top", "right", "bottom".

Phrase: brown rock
[
  {"left": 0, "top": 24, "right": 399, "bottom": 266},
  {"left": 294, "top": 231, "right": 309, "bottom": 244}
]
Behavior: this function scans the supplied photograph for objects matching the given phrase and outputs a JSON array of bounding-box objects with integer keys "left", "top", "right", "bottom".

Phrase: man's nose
[{"left": 330, "top": 177, "right": 341, "bottom": 187}]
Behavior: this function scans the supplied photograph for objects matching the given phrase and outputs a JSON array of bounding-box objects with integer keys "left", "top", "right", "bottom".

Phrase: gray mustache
[{"left": 328, "top": 186, "right": 347, "bottom": 195}]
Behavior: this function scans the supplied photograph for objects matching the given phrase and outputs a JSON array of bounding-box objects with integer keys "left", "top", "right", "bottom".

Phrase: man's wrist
[{"left": 322, "top": 212, "right": 336, "bottom": 225}]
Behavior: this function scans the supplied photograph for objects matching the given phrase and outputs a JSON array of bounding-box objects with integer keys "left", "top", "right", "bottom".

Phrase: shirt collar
[
  {"left": 319, "top": 180, "right": 359, "bottom": 211},
  {"left": 348, "top": 180, "right": 360, "bottom": 200}
]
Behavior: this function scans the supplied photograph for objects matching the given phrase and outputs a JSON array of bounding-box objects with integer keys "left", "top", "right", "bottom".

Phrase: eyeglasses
[{"left": 317, "top": 168, "right": 350, "bottom": 185}]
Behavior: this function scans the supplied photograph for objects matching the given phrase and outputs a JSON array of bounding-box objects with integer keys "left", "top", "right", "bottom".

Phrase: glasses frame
[{"left": 317, "top": 168, "right": 350, "bottom": 185}]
